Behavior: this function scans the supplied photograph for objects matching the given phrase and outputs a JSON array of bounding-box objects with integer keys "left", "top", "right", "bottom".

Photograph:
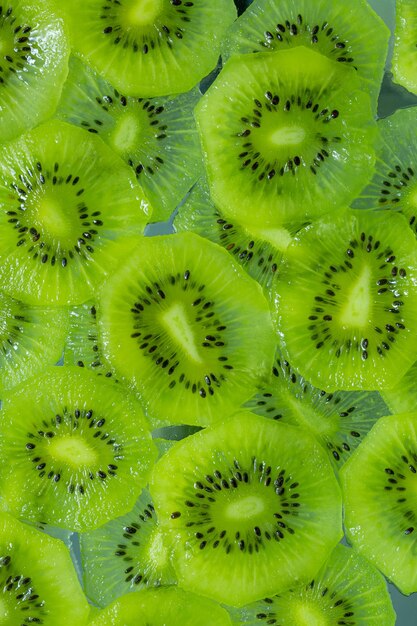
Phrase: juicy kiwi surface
[
  {"left": 392, "top": 0, "right": 417, "bottom": 95},
  {"left": 150, "top": 411, "right": 342, "bottom": 607},
  {"left": 273, "top": 209, "right": 417, "bottom": 391},
  {"left": 195, "top": 46, "right": 376, "bottom": 228},
  {"left": 0, "top": 1, "right": 70, "bottom": 143},
  {"left": 97, "top": 232, "right": 275, "bottom": 427},
  {"left": 0, "top": 119, "right": 151, "bottom": 306},
  {"left": 341, "top": 412, "right": 417, "bottom": 595},
  {"left": 63, "top": 0, "right": 237, "bottom": 97},
  {"left": 0, "top": 366, "right": 157, "bottom": 532}
]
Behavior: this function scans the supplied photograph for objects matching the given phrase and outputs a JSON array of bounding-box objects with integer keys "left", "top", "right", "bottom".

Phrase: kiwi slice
[
  {"left": 245, "top": 350, "right": 390, "bottom": 470},
  {"left": 80, "top": 488, "right": 176, "bottom": 607},
  {"left": 272, "top": 209, "right": 417, "bottom": 392},
  {"left": 0, "top": 1, "right": 70, "bottom": 143},
  {"left": 392, "top": 0, "right": 417, "bottom": 95},
  {"left": 0, "top": 512, "right": 90, "bottom": 626},
  {"left": 222, "top": 0, "right": 389, "bottom": 112},
  {"left": 341, "top": 412, "right": 417, "bottom": 595},
  {"left": 195, "top": 46, "right": 376, "bottom": 227},
  {"left": 97, "top": 232, "right": 275, "bottom": 427},
  {"left": 57, "top": 57, "right": 203, "bottom": 222},
  {"left": 381, "top": 360, "right": 417, "bottom": 414},
  {"left": 63, "top": 0, "right": 237, "bottom": 97},
  {"left": 0, "top": 119, "right": 151, "bottom": 306},
  {"left": 88, "top": 587, "right": 233, "bottom": 626},
  {"left": 227, "top": 544, "right": 395, "bottom": 625},
  {"left": 150, "top": 411, "right": 343, "bottom": 607},
  {"left": 0, "top": 366, "right": 157, "bottom": 532}
]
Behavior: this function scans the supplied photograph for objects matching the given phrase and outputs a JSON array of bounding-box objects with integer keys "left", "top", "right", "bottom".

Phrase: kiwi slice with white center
[
  {"left": 392, "top": 0, "right": 417, "bottom": 95},
  {"left": 0, "top": 119, "right": 150, "bottom": 306},
  {"left": 272, "top": 209, "right": 417, "bottom": 391},
  {"left": 0, "top": 1, "right": 70, "bottom": 143},
  {"left": 227, "top": 544, "right": 395, "bottom": 625},
  {"left": 150, "top": 411, "right": 342, "bottom": 607},
  {"left": 97, "top": 232, "right": 275, "bottom": 427},
  {"left": 341, "top": 412, "right": 417, "bottom": 595},
  {"left": 195, "top": 46, "right": 376, "bottom": 227},
  {"left": 63, "top": 0, "right": 237, "bottom": 97},
  {"left": 0, "top": 512, "right": 90, "bottom": 626},
  {"left": 57, "top": 57, "right": 203, "bottom": 222},
  {"left": 0, "top": 366, "right": 157, "bottom": 532},
  {"left": 223, "top": 0, "right": 390, "bottom": 112}
]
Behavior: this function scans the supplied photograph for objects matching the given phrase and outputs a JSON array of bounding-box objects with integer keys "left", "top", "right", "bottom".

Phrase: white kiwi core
[
  {"left": 127, "top": 0, "right": 163, "bottom": 26},
  {"left": 161, "top": 303, "right": 203, "bottom": 364},
  {"left": 49, "top": 435, "right": 98, "bottom": 467}
]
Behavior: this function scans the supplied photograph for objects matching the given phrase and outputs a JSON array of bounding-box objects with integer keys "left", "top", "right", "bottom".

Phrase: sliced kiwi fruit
[
  {"left": 272, "top": 209, "right": 417, "bottom": 392},
  {"left": 57, "top": 56, "right": 203, "bottom": 222},
  {"left": 0, "top": 366, "right": 157, "bottom": 532},
  {"left": 150, "top": 411, "right": 343, "bottom": 607},
  {"left": 0, "top": 119, "right": 152, "bottom": 306},
  {"left": 0, "top": 1, "right": 70, "bottom": 143},
  {"left": 245, "top": 349, "right": 390, "bottom": 470},
  {"left": 195, "top": 46, "right": 376, "bottom": 228},
  {"left": 381, "top": 360, "right": 417, "bottom": 414},
  {"left": 222, "top": 0, "right": 389, "bottom": 112},
  {"left": 97, "top": 232, "right": 275, "bottom": 427},
  {"left": 227, "top": 543, "right": 395, "bottom": 625},
  {"left": 341, "top": 412, "right": 417, "bottom": 595},
  {"left": 80, "top": 488, "right": 176, "bottom": 607},
  {"left": 88, "top": 587, "right": 233, "bottom": 626},
  {"left": 0, "top": 512, "right": 90, "bottom": 626},
  {"left": 392, "top": 0, "right": 417, "bottom": 95},
  {"left": 63, "top": 0, "right": 237, "bottom": 97}
]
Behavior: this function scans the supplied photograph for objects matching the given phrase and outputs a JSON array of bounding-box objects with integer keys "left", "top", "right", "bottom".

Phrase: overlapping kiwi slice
[
  {"left": 0, "top": 513, "right": 90, "bottom": 626},
  {"left": 150, "top": 411, "right": 342, "bottom": 607},
  {"left": 392, "top": 0, "right": 417, "bottom": 95},
  {"left": 63, "top": 0, "right": 237, "bottom": 97},
  {"left": 381, "top": 360, "right": 417, "bottom": 414},
  {"left": 57, "top": 57, "right": 203, "bottom": 222},
  {"left": 0, "top": 366, "right": 157, "bottom": 531},
  {"left": 0, "top": 119, "right": 151, "bottom": 306},
  {"left": 223, "top": 0, "right": 390, "bottom": 111},
  {"left": 341, "top": 412, "right": 417, "bottom": 595},
  {"left": 273, "top": 209, "right": 417, "bottom": 391},
  {"left": 0, "top": 1, "right": 70, "bottom": 143},
  {"left": 195, "top": 47, "right": 376, "bottom": 227},
  {"left": 97, "top": 232, "right": 275, "bottom": 426},
  {"left": 228, "top": 544, "right": 395, "bottom": 625}
]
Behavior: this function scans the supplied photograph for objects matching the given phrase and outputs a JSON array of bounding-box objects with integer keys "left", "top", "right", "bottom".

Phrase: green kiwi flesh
[
  {"left": 195, "top": 46, "right": 376, "bottom": 228},
  {"left": 150, "top": 411, "right": 342, "bottom": 607},
  {"left": 341, "top": 412, "right": 417, "bottom": 595},
  {"left": 0, "top": 366, "right": 157, "bottom": 531},
  {"left": 97, "top": 232, "right": 276, "bottom": 427},
  {"left": 64, "top": 0, "right": 237, "bottom": 97},
  {"left": 381, "top": 360, "right": 417, "bottom": 414},
  {"left": 392, "top": 0, "right": 417, "bottom": 95},
  {"left": 273, "top": 209, "right": 417, "bottom": 391}
]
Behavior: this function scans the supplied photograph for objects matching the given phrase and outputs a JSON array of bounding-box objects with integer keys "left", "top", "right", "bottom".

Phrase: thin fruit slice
[
  {"left": 195, "top": 47, "right": 376, "bottom": 227},
  {"left": 273, "top": 209, "right": 417, "bottom": 391},
  {"left": 0, "top": 513, "right": 90, "bottom": 626},
  {"left": 381, "top": 360, "right": 417, "bottom": 414},
  {"left": 392, "top": 0, "right": 417, "bottom": 95},
  {"left": 80, "top": 488, "right": 175, "bottom": 607},
  {"left": 57, "top": 57, "right": 203, "bottom": 222},
  {"left": 88, "top": 587, "right": 233, "bottom": 626},
  {"left": 341, "top": 412, "right": 417, "bottom": 595},
  {"left": 63, "top": 0, "right": 237, "bottom": 97},
  {"left": 228, "top": 544, "right": 395, "bottom": 625},
  {"left": 0, "top": 119, "right": 151, "bottom": 306},
  {"left": 223, "top": 0, "right": 389, "bottom": 112},
  {"left": 98, "top": 232, "right": 275, "bottom": 426},
  {"left": 0, "top": 366, "right": 157, "bottom": 532},
  {"left": 0, "top": 1, "right": 70, "bottom": 143},
  {"left": 150, "top": 411, "right": 343, "bottom": 607}
]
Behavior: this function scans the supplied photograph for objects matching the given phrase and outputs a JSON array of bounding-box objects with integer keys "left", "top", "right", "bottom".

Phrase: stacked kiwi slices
[{"left": 2, "top": 0, "right": 417, "bottom": 623}]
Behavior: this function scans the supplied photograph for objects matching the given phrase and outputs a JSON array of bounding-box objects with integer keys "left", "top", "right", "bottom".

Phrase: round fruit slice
[
  {"left": 341, "top": 412, "right": 417, "bottom": 595},
  {"left": 0, "top": 513, "right": 90, "bottom": 626},
  {"left": 150, "top": 411, "right": 343, "bottom": 607},
  {"left": 272, "top": 209, "right": 417, "bottom": 391},
  {"left": 392, "top": 0, "right": 417, "bottom": 95},
  {"left": 0, "top": 119, "right": 151, "bottom": 306},
  {"left": 97, "top": 232, "right": 275, "bottom": 426},
  {"left": 0, "top": 366, "right": 157, "bottom": 531},
  {"left": 0, "top": 1, "right": 70, "bottom": 143},
  {"left": 63, "top": 0, "right": 237, "bottom": 97},
  {"left": 195, "top": 46, "right": 376, "bottom": 227}
]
